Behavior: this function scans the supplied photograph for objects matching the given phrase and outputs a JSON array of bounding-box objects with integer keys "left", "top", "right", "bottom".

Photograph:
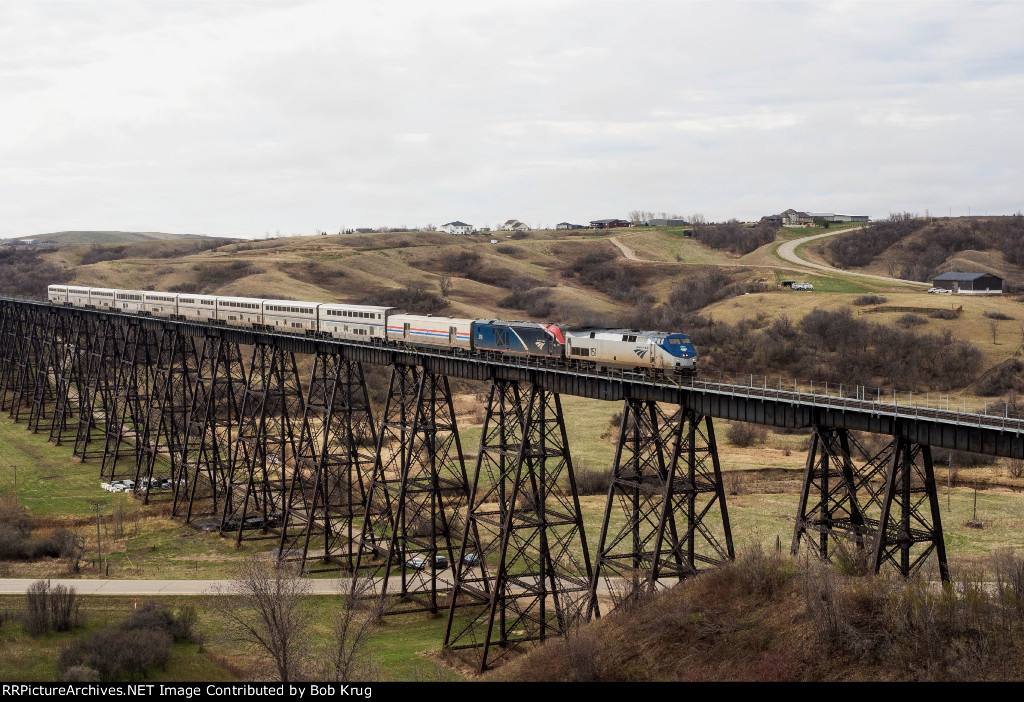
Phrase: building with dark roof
[
  {"left": 589, "top": 218, "right": 629, "bottom": 229},
  {"left": 931, "top": 272, "right": 1002, "bottom": 294}
]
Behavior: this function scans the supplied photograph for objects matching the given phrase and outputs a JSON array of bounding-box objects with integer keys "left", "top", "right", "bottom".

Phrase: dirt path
[
  {"left": 774, "top": 227, "right": 925, "bottom": 286},
  {"left": 608, "top": 236, "right": 647, "bottom": 262}
]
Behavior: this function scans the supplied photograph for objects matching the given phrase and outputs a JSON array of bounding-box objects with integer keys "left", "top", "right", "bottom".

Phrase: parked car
[
  {"left": 462, "top": 552, "right": 481, "bottom": 567},
  {"left": 927, "top": 287, "right": 952, "bottom": 294},
  {"left": 432, "top": 555, "right": 449, "bottom": 570},
  {"left": 405, "top": 557, "right": 426, "bottom": 570},
  {"left": 791, "top": 282, "right": 814, "bottom": 291}
]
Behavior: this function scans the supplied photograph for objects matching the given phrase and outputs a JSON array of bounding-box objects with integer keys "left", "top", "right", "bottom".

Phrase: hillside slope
[
  {"left": 484, "top": 549, "right": 1024, "bottom": 682},
  {"left": 11, "top": 231, "right": 215, "bottom": 246}
]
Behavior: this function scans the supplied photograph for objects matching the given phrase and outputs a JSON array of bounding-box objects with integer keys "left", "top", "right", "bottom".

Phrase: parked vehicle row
[
  {"left": 48, "top": 285, "right": 698, "bottom": 374},
  {"left": 101, "top": 477, "right": 174, "bottom": 493}
]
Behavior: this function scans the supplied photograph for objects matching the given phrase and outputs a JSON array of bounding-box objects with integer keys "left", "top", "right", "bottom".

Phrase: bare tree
[
  {"left": 321, "top": 576, "right": 388, "bottom": 681},
  {"left": 991, "top": 320, "right": 999, "bottom": 345},
  {"left": 210, "top": 555, "right": 312, "bottom": 682},
  {"left": 438, "top": 275, "right": 453, "bottom": 299}
]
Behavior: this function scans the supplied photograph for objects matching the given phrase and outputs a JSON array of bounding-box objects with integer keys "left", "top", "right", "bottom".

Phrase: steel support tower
[
  {"left": 222, "top": 342, "right": 304, "bottom": 543},
  {"left": 174, "top": 334, "right": 247, "bottom": 522},
  {"left": 587, "top": 399, "right": 733, "bottom": 615},
  {"left": 444, "top": 380, "right": 593, "bottom": 672},
  {"left": 279, "top": 350, "right": 377, "bottom": 572},
  {"left": 355, "top": 364, "right": 470, "bottom": 614}
]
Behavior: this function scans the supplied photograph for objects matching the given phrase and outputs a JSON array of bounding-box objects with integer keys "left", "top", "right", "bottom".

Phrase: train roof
[
  {"left": 475, "top": 319, "right": 558, "bottom": 327},
  {"left": 565, "top": 328, "right": 691, "bottom": 341},
  {"left": 319, "top": 302, "right": 396, "bottom": 312}
]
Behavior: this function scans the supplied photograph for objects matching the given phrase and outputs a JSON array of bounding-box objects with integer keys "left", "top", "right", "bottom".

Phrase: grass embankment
[
  {"left": 488, "top": 547, "right": 1024, "bottom": 682},
  {"left": 0, "top": 593, "right": 460, "bottom": 682}
]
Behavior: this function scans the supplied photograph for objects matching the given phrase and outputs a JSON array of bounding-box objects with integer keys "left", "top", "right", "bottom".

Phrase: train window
[
  {"left": 668, "top": 339, "right": 681, "bottom": 344},
  {"left": 589, "top": 332, "right": 595, "bottom": 339},
  {"left": 571, "top": 348, "right": 590, "bottom": 357},
  {"left": 622, "top": 335, "right": 637, "bottom": 343}
]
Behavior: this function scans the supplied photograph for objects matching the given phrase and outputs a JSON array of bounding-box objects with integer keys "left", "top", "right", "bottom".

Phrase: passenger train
[{"left": 47, "top": 285, "right": 698, "bottom": 375}]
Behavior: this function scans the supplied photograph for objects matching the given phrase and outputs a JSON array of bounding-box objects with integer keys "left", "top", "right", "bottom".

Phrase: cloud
[{"left": 0, "top": 0, "right": 1022, "bottom": 237}]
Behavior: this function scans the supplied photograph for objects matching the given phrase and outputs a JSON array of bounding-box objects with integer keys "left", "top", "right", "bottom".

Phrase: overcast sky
[{"left": 1, "top": 0, "right": 1021, "bottom": 238}]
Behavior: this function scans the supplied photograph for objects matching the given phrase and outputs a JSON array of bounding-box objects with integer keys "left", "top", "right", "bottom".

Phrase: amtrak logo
[
  {"left": 634, "top": 348, "right": 648, "bottom": 359},
  {"left": 535, "top": 340, "right": 546, "bottom": 350}
]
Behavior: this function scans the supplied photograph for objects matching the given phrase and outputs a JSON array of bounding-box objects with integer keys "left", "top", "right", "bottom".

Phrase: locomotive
[{"left": 47, "top": 285, "right": 697, "bottom": 375}]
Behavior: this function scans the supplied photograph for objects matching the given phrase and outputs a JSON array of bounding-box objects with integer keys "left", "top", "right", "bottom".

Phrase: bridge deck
[{"left": 5, "top": 297, "right": 1023, "bottom": 458}]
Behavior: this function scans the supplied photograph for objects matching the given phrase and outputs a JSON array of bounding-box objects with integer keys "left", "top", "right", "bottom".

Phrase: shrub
[
  {"left": 22, "top": 580, "right": 80, "bottom": 635},
  {"left": 826, "top": 213, "right": 925, "bottom": 269},
  {"left": 929, "top": 309, "right": 959, "bottom": 320},
  {"left": 726, "top": 422, "right": 768, "bottom": 448},
  {"left": 984, "top": 310, "right": 1015, "bottom": 320},
  {"left": 121, "top": 601, "right": 198, "bottom": 642},
  {"left": 58, "top": 628, "right": 172, "bottom": 681},
  {"left": 853, "top": 294, "right": 888, "bottom": 306},
  {"left": 975, "top": 359, "right": 1024, "bottom": 396},
  {"left": 573, "top": 460, "right": 612, "bottom": 496},
  {"left": 189, "top": 261, "right": 265, "bottom": 292},
  {"left": 365, "top": 282, "right": 449, "bottom": 315},
  {"left": 692, "top": 219, "right": 778, "bottom": 255},
  {"left": 897, "top": 313, "right": 927, "bottom": 327},
  {"left": 23, "top": 580, "right": 50, "bottom": 635},
  {"left": 80, "top": 245, "right": 129, "bottom": 265},
  {"left": 0, "top": 248, "right": 70, "bottom": 298},
  {"left": 49, "top": 584, "right": 81, "bottom": 632}
]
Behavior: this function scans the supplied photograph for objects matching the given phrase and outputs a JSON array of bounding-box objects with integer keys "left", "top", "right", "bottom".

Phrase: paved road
[
  {"left": 774, "top": 227, "right": 925, "bottom": 286},
  {"left": 0, "top": 578, "right": 348, "bottom": 595}
]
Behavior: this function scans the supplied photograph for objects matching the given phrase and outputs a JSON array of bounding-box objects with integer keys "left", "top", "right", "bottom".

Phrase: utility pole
[{"left": 91, "top": 502, "right": 104, "bottom": 573}]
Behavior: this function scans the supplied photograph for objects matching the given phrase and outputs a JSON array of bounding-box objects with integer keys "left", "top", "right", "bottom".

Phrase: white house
[
  {"left": 441, "top": 221, "right": 473, "bottom": 235},
  {"left": 499, "top": 219, "right": 531, "bottom": 232}
]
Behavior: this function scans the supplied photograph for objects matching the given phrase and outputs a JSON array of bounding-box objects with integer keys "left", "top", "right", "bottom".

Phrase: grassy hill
[
  {"left": 485, "top": 547, "right": 1024, "bottom": 682},
  {"left": 10, "top": 231, "right": 218, "bottom": 246}
]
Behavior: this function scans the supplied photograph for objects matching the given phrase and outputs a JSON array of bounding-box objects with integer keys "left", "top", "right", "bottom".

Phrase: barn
[{"left": 931, "top": 272, "right": 1003, "bottom": 294}]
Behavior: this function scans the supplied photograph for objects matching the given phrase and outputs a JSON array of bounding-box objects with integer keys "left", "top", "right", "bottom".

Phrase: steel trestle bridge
[{"left": 1, "top": 295, "right": 1021, "bottom": 671}]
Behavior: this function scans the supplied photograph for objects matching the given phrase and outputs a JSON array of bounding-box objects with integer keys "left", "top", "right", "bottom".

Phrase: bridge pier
[
  {"left": 0, "top": 303, "right": 29, "bottom": 415},
  {"left": 27, "top": 309, "right": 60, "bottom": 433},
  {"left": 791, "top": 426, "right": 870, "bottom": 566},
  {"left": 355, "top": 364, "right": 470, "bottom": 614},
  {"left": 588, "top": 400, "right": 734, "bottom": 616},
  {"left": 73, "top": 315, "right": 123, "bottom": 462},
  {"left": 444, "top": 379, "right": 593, "bottom": 673},
  {"left": 48, "top": 312, "right": 89, "bottom": 447},
  {"left": 792, "top": 427, "right": 949, "bottom": 581},
  {"left": 175, "top": 334, "right": 247, "bottom": 521},
  {"left": 222, "top": 342, "right": 304, "bottom": 543},
  {"left": 7, "top": 305, "right": 48, "bottom": 422},
  {"left": 278, "top": 350, "right": 377, "bottom": 572},
  {"left": 129, "top": 327, "right": 196, "bottom": 503},
  {"left": 101, "top": 321, "right": 155, "bottom": 483},
  {"left": 872, "top": 436, "right": 949, "bottom": 580}
]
